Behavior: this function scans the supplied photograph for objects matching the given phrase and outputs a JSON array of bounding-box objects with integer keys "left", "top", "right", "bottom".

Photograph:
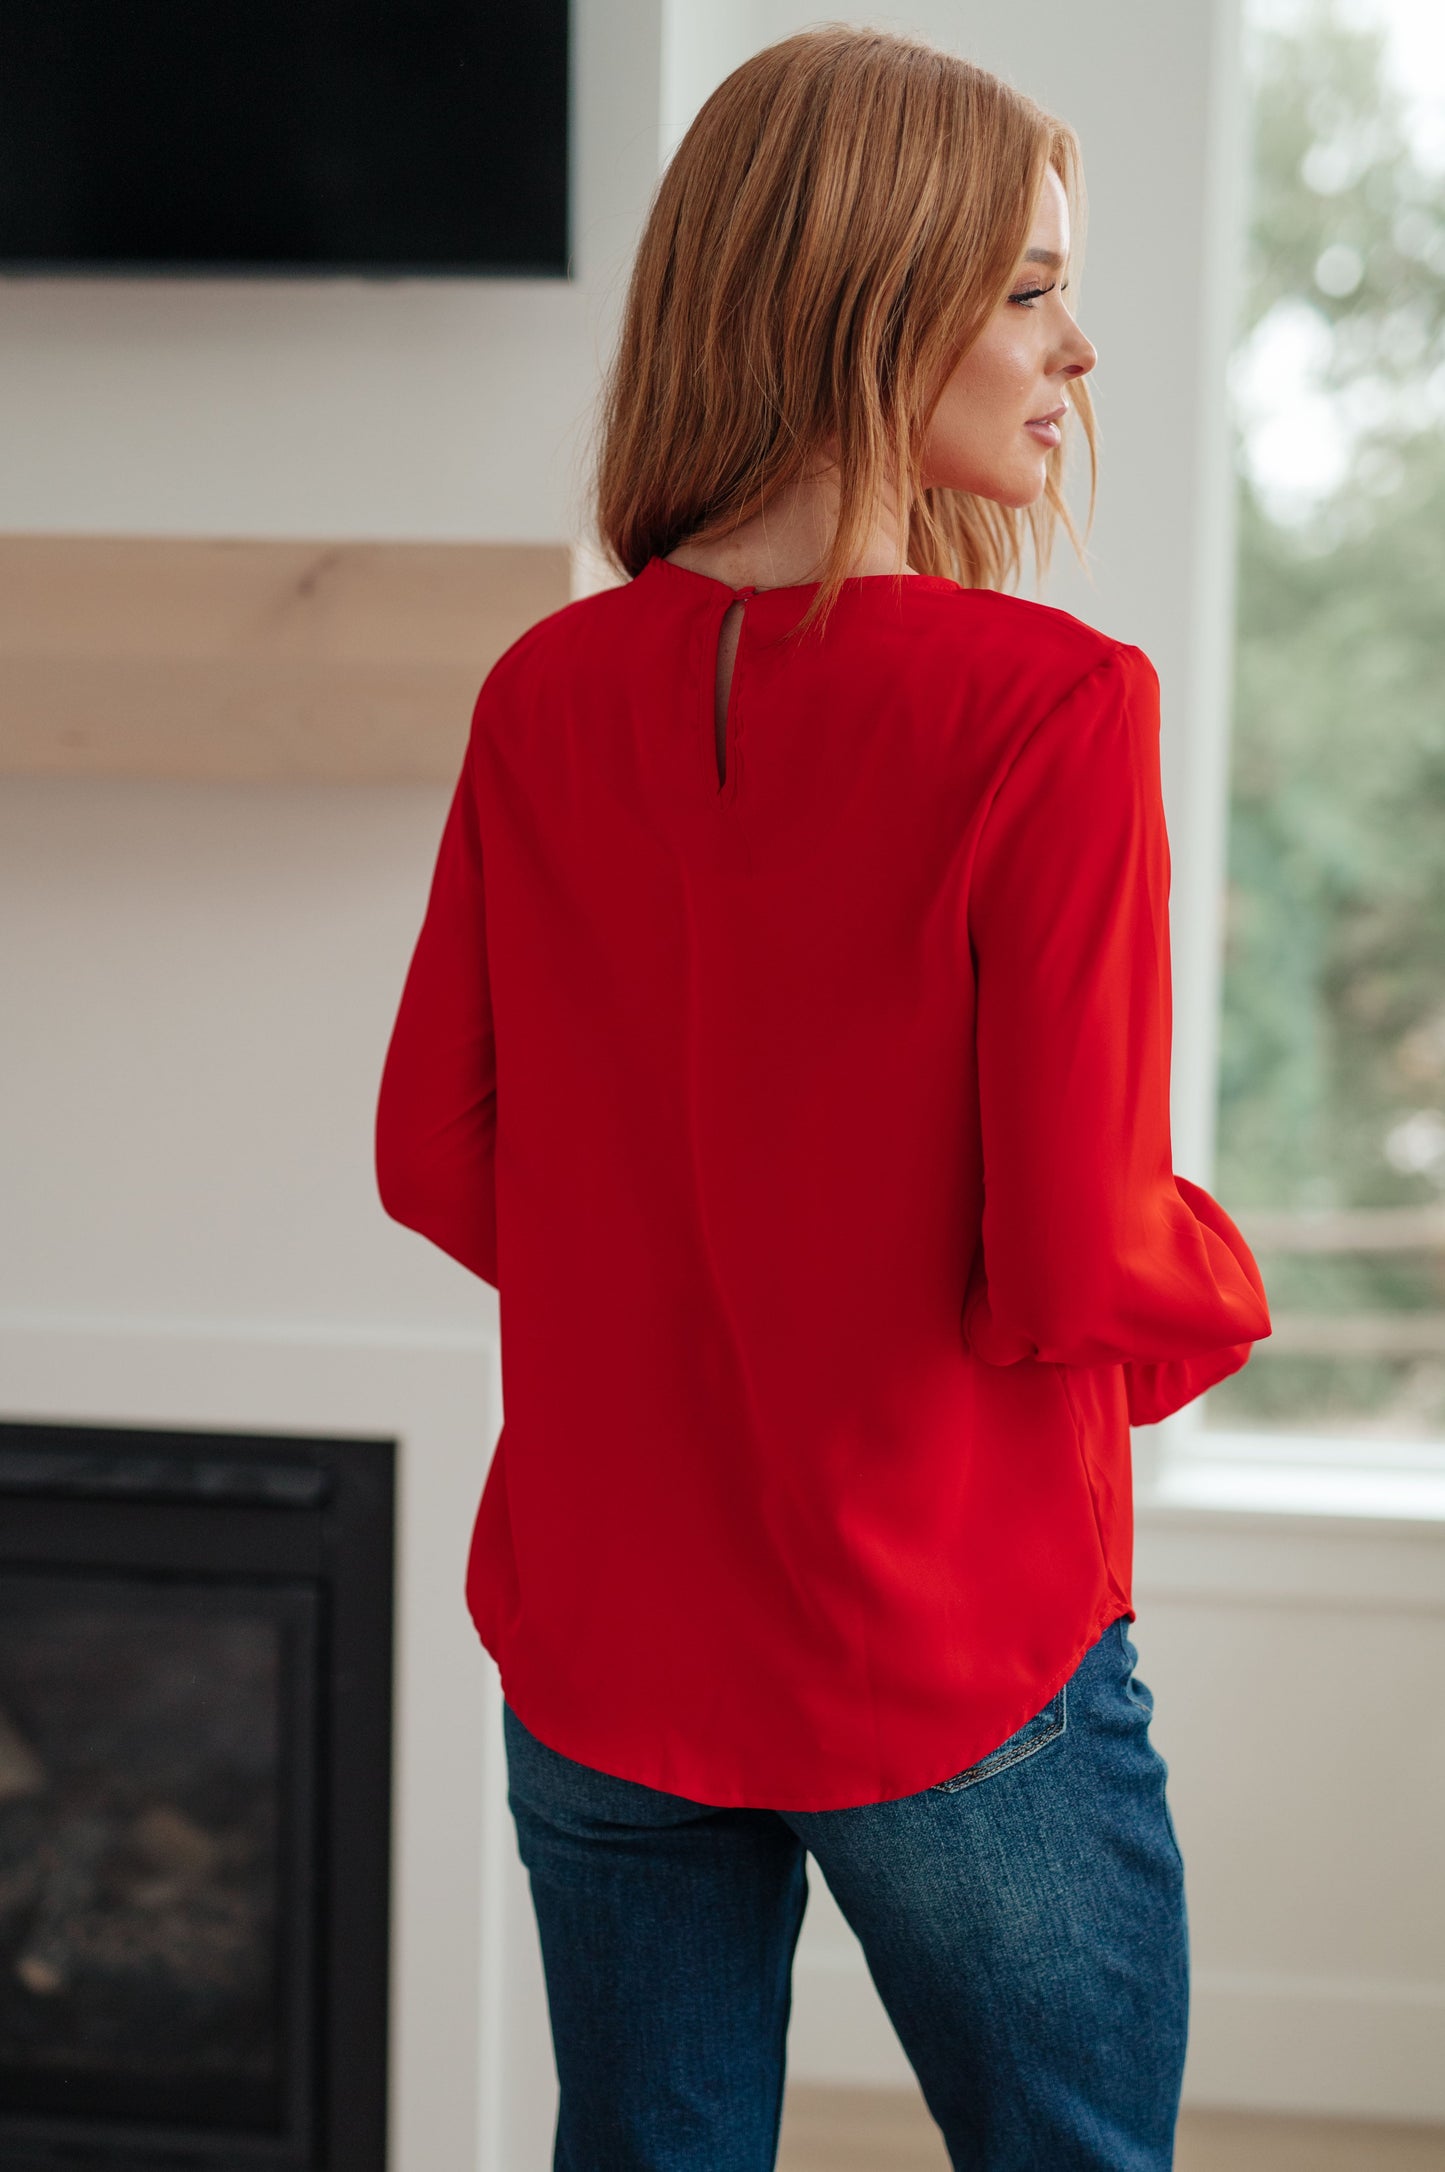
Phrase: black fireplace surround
[{"left": 0, "top": 1420, "right": 395, "bottom": 2172}]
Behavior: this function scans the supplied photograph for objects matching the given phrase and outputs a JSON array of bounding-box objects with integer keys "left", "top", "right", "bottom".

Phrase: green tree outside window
[{"left": 1209, "top": 0, "right": 1445, "bottom": 1434}]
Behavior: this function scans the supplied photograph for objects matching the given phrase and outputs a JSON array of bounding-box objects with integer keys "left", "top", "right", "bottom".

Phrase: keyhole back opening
[{"left": 714, "top": 599, "right": 747, "bottom": 791}]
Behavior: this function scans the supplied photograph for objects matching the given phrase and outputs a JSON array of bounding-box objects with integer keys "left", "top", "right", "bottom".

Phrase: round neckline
[{"left": 643, "top": 552, "right": 961, "bottom": 599}]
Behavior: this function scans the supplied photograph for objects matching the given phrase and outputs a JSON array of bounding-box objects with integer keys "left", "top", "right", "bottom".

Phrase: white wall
[
  {"left": 0, "top": 0, "right": 664, "bottom": 547},
  {"left": 0, "top": 778, "right": 469, "bottom": 1332}
]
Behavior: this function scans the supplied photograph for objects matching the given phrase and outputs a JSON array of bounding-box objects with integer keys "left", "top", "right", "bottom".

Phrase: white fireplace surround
[{"left": 0, "top": 1312, "right": 563, "bottom": 2172}]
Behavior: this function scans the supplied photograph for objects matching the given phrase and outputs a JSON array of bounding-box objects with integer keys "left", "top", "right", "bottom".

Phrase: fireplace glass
[
  {"left": 0, "top": 1421, "right": 392, "bottom": 2172},
  {"left": 0, "top": 1573, "right": 315, "bottom": 2139}
]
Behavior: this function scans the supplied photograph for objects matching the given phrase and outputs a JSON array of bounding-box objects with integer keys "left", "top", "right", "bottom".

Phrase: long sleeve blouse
[{"left": 375, "top": 551, "right": 1271, "bottom": 1810}]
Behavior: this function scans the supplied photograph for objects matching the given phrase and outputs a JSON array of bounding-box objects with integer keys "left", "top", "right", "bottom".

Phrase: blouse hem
[{"left": 484, "top": 1591, "right": 1136, "bottom": 1814}]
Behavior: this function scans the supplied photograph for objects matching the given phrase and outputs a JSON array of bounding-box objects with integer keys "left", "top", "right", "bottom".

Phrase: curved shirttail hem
[{"left": 487, "top": 1592, "right": 1136, "bottom": 1814}]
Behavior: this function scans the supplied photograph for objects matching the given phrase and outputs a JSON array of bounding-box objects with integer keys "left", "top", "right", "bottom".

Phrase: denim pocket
[{"left": 929, "top": 1682, "right": 1068, "bottom": 1794}]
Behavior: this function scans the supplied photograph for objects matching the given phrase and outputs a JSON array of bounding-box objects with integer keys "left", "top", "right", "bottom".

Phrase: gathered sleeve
[
  {"left": 962, "top": 642, "right": 1271, "bottom": 1426},
  {"left": 375, "top": 707, "right": 499, "bottom": 1287}
]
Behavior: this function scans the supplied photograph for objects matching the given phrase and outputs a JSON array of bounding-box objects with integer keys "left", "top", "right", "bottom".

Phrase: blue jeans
[{"left": 503, "top": 1614, "right": 1189, "bottom": 2171}]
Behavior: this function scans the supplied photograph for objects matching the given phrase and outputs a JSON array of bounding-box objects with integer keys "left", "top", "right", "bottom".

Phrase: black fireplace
[{"left": 0, "top": 1420, "right": 395, "bottom": 2171}]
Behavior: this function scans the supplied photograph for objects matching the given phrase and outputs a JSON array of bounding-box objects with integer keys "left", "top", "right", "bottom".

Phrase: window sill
[{"left": 1141, "top": 1429, "right": 1445, "bottom": 1525}]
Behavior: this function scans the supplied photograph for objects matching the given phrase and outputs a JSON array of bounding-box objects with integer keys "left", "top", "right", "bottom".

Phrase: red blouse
[{"left": 375, "top": 551, "right": 1271, "bottom": 1811}]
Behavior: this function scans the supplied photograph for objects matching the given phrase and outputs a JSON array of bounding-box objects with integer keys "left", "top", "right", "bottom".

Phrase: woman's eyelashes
[{"left": 1008, "top": 279, "right": 1068, "bottom": 307}]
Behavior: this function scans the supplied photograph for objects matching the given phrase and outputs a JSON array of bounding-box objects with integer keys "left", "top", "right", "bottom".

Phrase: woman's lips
[{"left": 1024, "top": 417, "right": 1062, "bottom": 446}]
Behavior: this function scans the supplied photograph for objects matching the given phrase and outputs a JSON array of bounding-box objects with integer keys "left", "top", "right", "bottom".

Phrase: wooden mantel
[{"left": 0, "top": 535, "right": 580, "bottom": 784}]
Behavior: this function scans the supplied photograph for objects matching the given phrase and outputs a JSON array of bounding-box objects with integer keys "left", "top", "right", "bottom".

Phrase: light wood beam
[{"left": 0, "top": 535, "right": 575, "bottom": 784}]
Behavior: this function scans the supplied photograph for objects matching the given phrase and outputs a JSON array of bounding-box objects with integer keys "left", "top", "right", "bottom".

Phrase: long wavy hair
[{"left": 592, "top": 23, "right": 1098, "bottom": 638}]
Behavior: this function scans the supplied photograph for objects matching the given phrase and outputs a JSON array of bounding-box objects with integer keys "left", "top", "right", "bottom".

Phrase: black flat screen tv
[{"left": 0, "top": 1, "right": 570, "bottom": 277}]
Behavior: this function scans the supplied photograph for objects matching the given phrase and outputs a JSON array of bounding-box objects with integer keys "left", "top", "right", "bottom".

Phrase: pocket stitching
[{"left": 929, "top": 1683, "right": 1068, "bottom": 1794}]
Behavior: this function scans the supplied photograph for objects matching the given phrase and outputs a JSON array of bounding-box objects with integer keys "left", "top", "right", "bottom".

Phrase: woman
[{"left": 376, "top": 24, "right": 1271, "bottom": 2170}]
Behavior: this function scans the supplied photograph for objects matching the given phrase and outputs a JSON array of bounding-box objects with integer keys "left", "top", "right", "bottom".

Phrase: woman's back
[{"left": 375, "top": 552, "right": 1270, "bottom": 1810}]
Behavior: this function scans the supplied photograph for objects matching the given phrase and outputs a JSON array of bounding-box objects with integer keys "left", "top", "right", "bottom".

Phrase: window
[{"left": 1204, "top": 0, "right": 1445, "bottom": 1452}]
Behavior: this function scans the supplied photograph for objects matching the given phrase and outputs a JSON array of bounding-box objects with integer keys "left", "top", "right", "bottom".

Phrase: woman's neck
[{"left": 664, "top": 466, "right": 915, "bottom": 590}]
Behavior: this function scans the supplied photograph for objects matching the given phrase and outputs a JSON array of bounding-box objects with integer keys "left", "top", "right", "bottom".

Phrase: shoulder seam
[
  {"left": 996, "top": 640, "right": 1132, "bottom": 792},
  {"left": 463, "top": 603, "right": 577, "bottom": 748},
  {"left": 967, "top": 644, "right": 1141, "bottom": 955},
  {"left": 480, "top": 611, "right": 557, "bottom": 690},
  {"left": 970, "top": 644, "right": 1135, "bottom": 875}
]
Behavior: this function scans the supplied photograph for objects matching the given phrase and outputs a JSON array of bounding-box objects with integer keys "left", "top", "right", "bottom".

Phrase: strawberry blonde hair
[{"left": 592, "top": 23, "right": 1098, "bottom": 638}]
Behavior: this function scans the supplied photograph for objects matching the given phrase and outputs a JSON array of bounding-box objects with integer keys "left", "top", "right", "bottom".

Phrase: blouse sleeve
[
  {"left": 374, "top": 709, "right": 499, "bottom": 1287},
  {"left": 962, "top": 643, "right": 1271, "bottom": 1425}
]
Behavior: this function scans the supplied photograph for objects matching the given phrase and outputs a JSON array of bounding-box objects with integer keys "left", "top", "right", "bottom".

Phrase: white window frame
[{"left": 1145, "top": 0, "right": 1445, "bottom": 1520}]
